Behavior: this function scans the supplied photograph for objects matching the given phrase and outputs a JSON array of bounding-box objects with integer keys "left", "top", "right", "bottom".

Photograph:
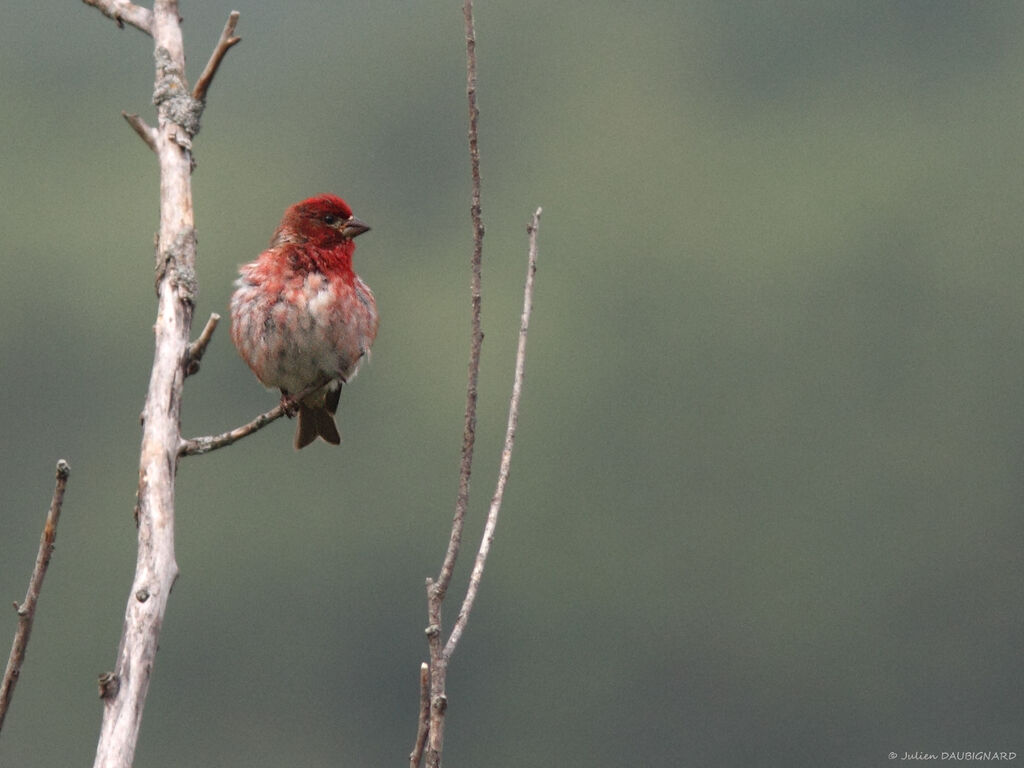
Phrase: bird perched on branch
[{"left": 230, "top": 194, "right": 378, "bottom": 448}]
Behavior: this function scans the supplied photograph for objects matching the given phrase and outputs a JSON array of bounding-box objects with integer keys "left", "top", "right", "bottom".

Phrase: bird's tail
[{"left": 295, "top": 403, "right": 342, "bottom": 448}]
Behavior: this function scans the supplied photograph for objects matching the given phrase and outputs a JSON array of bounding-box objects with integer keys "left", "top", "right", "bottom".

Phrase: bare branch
[
  {"left": 178, "top": 403, "right": 289, "bottom": 456},
  {"left": 415, "top": 210, "right": 541, "bottom": 768},
  {"left": 192, "top": 11, "right": 242, "bottom": 102},
  {"left": 121, "top": 112, "right": 158, "bottom": 152},
  {"left": 418, "top": 4, "right": 487, "bottom": 766},
  {"left": 445, "top": 0, "right": 486, "bottom": 593},
  {"left": 81, "top": 0, "right": 153, "bottom": 35},
  {"left": 185, "top": 312, "right": 220, "bottom": 376},
  {"left": 178, "top": 380, "right": 323, "bottom": 457},
  {"left": 88, "top": 4, "right": 242, "bottom": 766},
  {"left": 445, "top": 207, "right": 540, "bottom": 658},
  {"left": 431, "top": 0, "right": 486, "bottom": 616},
  {"left": 0, "top": 460, "right": 71, "bottom": 734},
  {"left": 409, "top": 662, "right": 430, "bottom": 768}
]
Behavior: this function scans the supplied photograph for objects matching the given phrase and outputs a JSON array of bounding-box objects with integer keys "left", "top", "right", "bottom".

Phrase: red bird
[{"left": 230, "top": 194, "right": 379, "bottom": 448}]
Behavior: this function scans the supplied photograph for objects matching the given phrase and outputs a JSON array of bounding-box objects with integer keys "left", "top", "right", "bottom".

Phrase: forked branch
[
  {"left": 412, "top": 5, "right": 546, "bottom": 768},
  {"left": 414, "top": 209, "right": 541, "bottom": 768},
  {"left": 417, "top": 5, "right": 488, "bottom": 764}
]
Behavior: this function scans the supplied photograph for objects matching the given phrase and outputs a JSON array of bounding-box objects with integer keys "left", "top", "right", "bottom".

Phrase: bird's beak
[{"left": 341, "top": 217, "right": 371, "bottom": 239}]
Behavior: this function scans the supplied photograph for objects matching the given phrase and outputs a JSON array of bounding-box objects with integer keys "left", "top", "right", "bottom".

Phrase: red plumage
[{"left": 230, "top": 195, "right": 378, "bottom": 448}]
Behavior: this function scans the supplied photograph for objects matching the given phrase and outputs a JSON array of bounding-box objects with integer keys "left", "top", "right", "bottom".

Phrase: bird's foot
[{"left": 280, "top": 393, "right": 301, "bottom": 418}]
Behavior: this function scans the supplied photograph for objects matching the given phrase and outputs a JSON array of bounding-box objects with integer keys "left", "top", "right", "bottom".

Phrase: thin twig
[
  {"left": 80, "top": 0, "right": 153, "bottom": 35},
  {"left": 409, "top": 662, "right": 430, "bottom": 768},
  {"left": 178, "top": 380, "right": 324, "bottom": 457},
  {"left": 121, "top": 112, "right": 158, "bottom": 152},
  {"left": 178, "top": 404, "right": 289, "bottom": 456},
  {"left": 445, "top": 207, "right": 540, "bottom": 658},
  {"left": 436, "top": 0, "right": 486, "bottom": 600},
  {"left": 0, "top": 460, "right": 71, "bottom": 734},
  {"left": 192, "top": 11, "right": 242, "bottom": 102},
  {"left": 185, "top": 312, "right": 220, "bottom": 376}
]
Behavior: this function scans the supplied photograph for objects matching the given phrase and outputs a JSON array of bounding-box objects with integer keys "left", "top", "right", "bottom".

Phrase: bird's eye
[{"left": 322, "top": 213, "right": 338, "bottom": 225}]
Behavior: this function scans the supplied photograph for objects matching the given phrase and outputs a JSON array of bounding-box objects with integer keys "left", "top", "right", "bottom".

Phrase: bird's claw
[{"left": 280, "top": 394, "right": 301, "bottom": 418}]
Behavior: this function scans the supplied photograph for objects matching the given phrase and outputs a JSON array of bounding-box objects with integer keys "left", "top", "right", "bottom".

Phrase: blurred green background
[{"left": 2, "top": 1, "right": 1023, "bottom": 765}]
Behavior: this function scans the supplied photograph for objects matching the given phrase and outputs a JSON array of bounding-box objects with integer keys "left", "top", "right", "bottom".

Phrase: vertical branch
[
  {"left": 431, "top": 0, "right": 486, "bottom": 607},
  {"left": 0, "top": 461, "right": 71, "bottom": 734},
  {"left": 92, "top": 3, "right": 193, "bottom": 763},
  {"left": 84, "top": 4, "right": 240, "bottom": 767},
  {"left": 421, "top": 3, "right": 485, "bottom": 765}
]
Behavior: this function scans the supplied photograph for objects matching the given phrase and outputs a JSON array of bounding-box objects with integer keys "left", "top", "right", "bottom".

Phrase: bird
[{"left": 230, "top": 194, "right": 378, "bottom": 448}]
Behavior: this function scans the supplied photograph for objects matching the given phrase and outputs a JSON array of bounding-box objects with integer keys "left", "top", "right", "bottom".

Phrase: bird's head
[{"left": 273, "top": 194, "right": 371, "bottom": 248}]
